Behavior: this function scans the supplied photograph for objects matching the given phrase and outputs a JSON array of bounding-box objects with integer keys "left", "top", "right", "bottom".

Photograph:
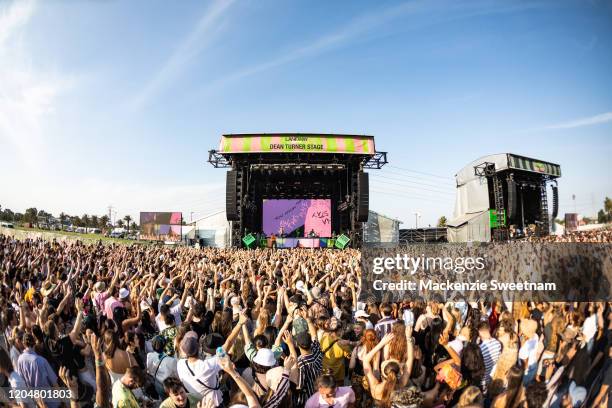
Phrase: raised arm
[
  {"left": 222, "top": 311, "right": 248, "bottom": 353},
  {"left": 273, "top": 315, "right": 293, "bottom": 349},
  {"left": 364, "top": 333, "right": 394, "bottom": 389},
  {"left": 219, "top": 358, "right": 261, "bottom": 408},
  {"left": 69, "top": 299, "right": 84, "bottom": 342},
  {"left": 400, "top": 328, "right": 414, "bottom": 387}
]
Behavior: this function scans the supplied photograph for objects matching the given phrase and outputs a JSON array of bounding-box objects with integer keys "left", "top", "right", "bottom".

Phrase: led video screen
[
  {"left": 140, "top": 212, "right": 182, "bottom": 241},
  {"left": 262, "top": 199, "right": 331, "bottom": 237}
]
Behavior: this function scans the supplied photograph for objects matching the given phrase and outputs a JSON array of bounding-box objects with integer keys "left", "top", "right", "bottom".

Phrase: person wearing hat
[
  {"left": 176, "top": 313, "right": 247, "bottom": 406},
  {"left": 551, "top": 381, "right": 586, "bottom": 408},
  {"left": 40, "top": 280, "right": 57, "bottom": 298},
  {"left": 355, "top": 309, "right": 374, "bottom": 330},
  {"left": 93, "top": 270, "right": 121, "bottom": 316},
  {"left": 518, "top": 319, "right": 539, "bottom": 385},
  {"left": 249, "top": 347, "right": 280, "bottom": 398}
]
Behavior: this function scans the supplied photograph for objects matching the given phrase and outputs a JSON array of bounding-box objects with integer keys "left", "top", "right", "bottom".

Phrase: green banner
[
  {"left": 335, "top": 234, "right": 350, "bottom": 249},
  {"left": 489, "top": 210, "right": 506, "bottom": 228},
  {"left": 242, "top": 233, "right": 256, "bottom": 248}
]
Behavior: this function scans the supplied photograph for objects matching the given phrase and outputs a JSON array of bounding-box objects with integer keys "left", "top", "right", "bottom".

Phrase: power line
[
  {"left": 377, "top": 167, "right": 456, "bottom": 185},
  {"left": 386, "top": 165, "right": 455, "bottom": 181},
  {"left": 370, "top": 188, "right": 453, "bottom": 205},
  {"left": 371, "top": 179, "right": 455, "bottom": 196},
  {"left": 373, "top": 176, "right": 454, "bottom": 194},
  {"left": 371, "top": 175, "right": 455, "bottom": 195}
]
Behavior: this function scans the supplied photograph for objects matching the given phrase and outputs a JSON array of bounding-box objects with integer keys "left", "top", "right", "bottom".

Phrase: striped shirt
[
  {"left": 295, "top": 339, "right": 323, "bottom": 406},
  {"left": 480, "top": 338, "right": 502, "bottom": 385},
  {"left": 374, "top": 317, "right": 397, "bottom": 338},
  {"left": 263, "top": 372, "right": 290, "bottom": 408}
]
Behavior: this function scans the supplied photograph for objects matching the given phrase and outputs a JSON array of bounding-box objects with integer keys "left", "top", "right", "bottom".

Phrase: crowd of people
[
  {"left": 526, "top": 230, "right": 612, "bottom": 243},
  {"left": 0, "top": 231, "right": 610, "bottom": 408}
]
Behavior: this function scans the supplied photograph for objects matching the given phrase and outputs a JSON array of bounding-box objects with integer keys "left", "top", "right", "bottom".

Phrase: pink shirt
[
  {"left": 104, "top": 296, "right": 122, "bottom": 320},
  {"left": 94, "top": 291, "right": 109, "bottom": 315},
  {"left": 305, "top": 386, "right": 355, "bottom": 408}
]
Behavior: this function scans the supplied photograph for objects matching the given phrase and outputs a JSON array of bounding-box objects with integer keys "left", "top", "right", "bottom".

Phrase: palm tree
[
  {"left": 99, "top": 215, "right": 110, "bottom": 230},
  {"left": 124, "top": 215, "right": 132, "bottom": 234},
  {"left": 117, "top": 219, "right": 124, "bottom": 228},
  {"left": 91, "top": 215, "right": 99, "bottom": 229},
  {"left": 81, "top": 214, "right": 90, "bottom": 228}
]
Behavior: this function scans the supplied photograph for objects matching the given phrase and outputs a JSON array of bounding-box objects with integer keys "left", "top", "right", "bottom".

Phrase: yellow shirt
[{"left": 320, "top": 334, "right": 351, "bottom": 383}]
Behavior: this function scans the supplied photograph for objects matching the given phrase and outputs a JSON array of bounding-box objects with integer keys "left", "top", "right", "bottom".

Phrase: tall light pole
[
  {"left": 414, "top": 212, "right": 421, "bottom": 229},
  {"left": 572, "top": 194, "right": 576, "bottom": 213}
]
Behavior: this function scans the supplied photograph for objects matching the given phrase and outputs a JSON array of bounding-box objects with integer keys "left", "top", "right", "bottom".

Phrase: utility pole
[{"left": 107, "top": 205, "right": 114, "bottom": 225}]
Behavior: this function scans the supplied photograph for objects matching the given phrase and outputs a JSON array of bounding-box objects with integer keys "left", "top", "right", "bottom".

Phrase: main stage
[{"left": 208, "top": 134, "right": 387, "bottom": 248}]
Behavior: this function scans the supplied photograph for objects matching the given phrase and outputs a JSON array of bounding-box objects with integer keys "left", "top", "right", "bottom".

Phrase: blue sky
[{"left": 1, "top": 0, "right": 611, "bottom": 227}]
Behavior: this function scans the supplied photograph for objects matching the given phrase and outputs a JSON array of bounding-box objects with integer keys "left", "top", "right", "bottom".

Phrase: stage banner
[
  {"left": 219, "top": 134, "right": 375, "bottom": 155},
  {"left": 242, "top": 233, "right": 256, "bottom": 248},
  {"left": 335, "top": 234, "right": 350, "bottom": 249}
]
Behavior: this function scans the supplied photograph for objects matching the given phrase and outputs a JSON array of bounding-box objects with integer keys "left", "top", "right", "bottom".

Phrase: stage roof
[
  {"left": 218, "top": 133, "right": 375, "bottom": 155},
  {"left": 455, "top": 153, "right": 561, "bottom": 185}
]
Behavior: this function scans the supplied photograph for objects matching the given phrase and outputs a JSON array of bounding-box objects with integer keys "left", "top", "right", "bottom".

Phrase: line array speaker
[
  {"left": 552, "top": 185, "right": 559, "bottom": 218},
  {"left": 507, "top": 179, "right": 517, "bottom": 221},
  {"left": 226, "top": 170, "right": 239, "bottom": 221},
  {"left": 357, "top": 172, "right": 369, "bottom": 222}
]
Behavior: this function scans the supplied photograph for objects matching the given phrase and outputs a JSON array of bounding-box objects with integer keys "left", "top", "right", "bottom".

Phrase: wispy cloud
[
  {"left": 203, "top": 1, "right": 423, "bottom": 91},
  {"left": 128, "top": 0, "right": 235, "bottom": 110},
  {"left": 200, "top": 0, "right": 547, "bottom": 94},
  {"left": 540, "top": 112, "right": 612, "bottom": 130},
  {"left": 0, "top": 0, "right": 74, "bottom": 166}
]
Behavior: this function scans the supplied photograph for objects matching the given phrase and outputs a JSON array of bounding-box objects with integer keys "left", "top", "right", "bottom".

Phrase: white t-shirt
[
  {"left": 10, "top": 346, "right": 21, "bottom": 371},
  {"left": 177, "top": 357, "right": 222, "bottom": 406},
  {"left": 582, "top": 314, "right": 597, "bottom": 342},
  {"left": 305, "top": 386, "right": 355, "bottom": 408},
  {"left": 518, "top": 334, "right": 539, "bottom": 371},
  {"left": 155, "top": 303, "right": 183, "bottom": 331},
  {"left": 402, "top": 309, "right": 415, "bottom": 328},
  {"left": 146, "top": 353, "right": 178, "bottom": 383},
  {"left": 448, "top": 335, "right": 468, "bottom": 356}
]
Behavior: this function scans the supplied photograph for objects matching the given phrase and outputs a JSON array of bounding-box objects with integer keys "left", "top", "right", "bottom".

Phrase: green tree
[
  {"left": 81, "top": 214, "right": 90, "bottom": 228},
  {"left": 24, "top": 208, "right": 38, "bottom": 226},
  {"left": 117, "top": 219, "right": 124, "bottom": 228},
  {"left": 99, "top": 215, "right": 110, "bottom": 229},
  {"left": 123, "top": 215, "right": 132, "bottom": 234},
  {"left": 70, "top": 216, "right": 81, "bottom": 227},
  {"left": 1, "top": 208, "right": 14, "bottom": 222},
  {"left": 437, "top": 216, "right": 447, "bottom": 227},
  {"left": 14, "top": 213, "right": 23, "bottom": 222},
  {"left": 91, "top": 215, "right": 99, "bottom": 229},
  {"left": 605, "top": 196, "right": 612, "bottom": 217},
  {"left": 598, "top": 209, "right": 607, "bottom": 224}
]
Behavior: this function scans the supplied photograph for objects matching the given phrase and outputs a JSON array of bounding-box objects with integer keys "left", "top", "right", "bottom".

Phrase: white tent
[
  {"left": 192, "top": 211, "right": 230, "bottom": 247},
  {"left": 447, "top": 154, "right": 506, "bottom": 242}
]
